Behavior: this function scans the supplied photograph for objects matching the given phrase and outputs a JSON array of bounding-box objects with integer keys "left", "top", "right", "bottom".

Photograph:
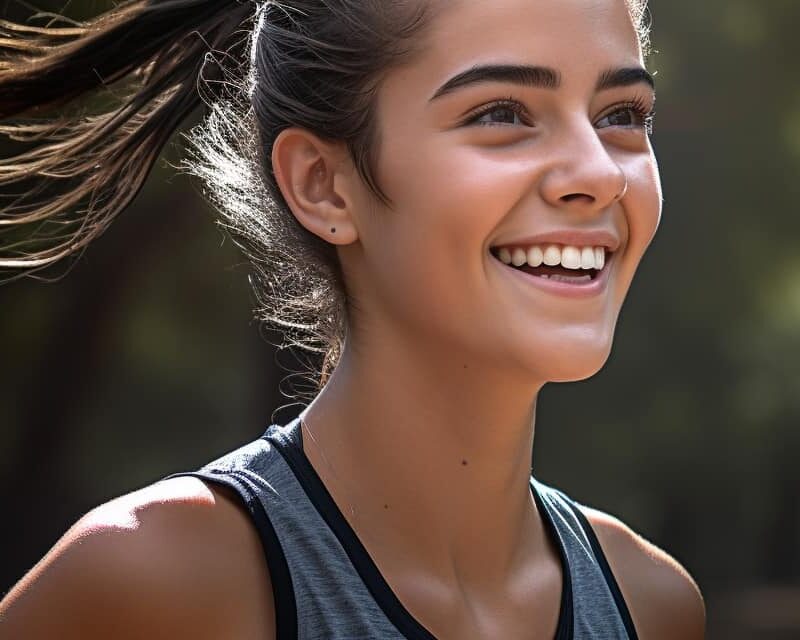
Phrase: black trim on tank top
[
  {"left": 563, "top": 500, "right": 640, "bottom": 640},
  {"left": 533, "top": 478, "right": 574, "bottom": 640},
  {"left": 163, "top": 470, "right": 299, "bottom": 640},
  {"left": 266, "top": 419, "right": 573, "bottom": 640}
]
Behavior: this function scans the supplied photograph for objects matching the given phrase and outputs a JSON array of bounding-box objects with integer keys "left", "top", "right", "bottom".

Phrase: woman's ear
[{"left": 272, "top": 128, "right": 359, "bottom": 245}]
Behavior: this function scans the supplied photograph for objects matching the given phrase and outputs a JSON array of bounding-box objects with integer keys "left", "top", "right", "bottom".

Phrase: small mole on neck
[
  {"left": 461, "top": 459, "right": 468, "bottom": 466},
  {"left": 384, "top": 503, "right": 389, "bottom": 509}
]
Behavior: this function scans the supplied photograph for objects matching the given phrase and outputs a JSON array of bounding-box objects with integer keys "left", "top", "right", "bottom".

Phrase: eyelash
[
  {"left": 463, "top": 97, "right": 532, "bottom": 127},
  {"left": 464, "top": 96, "right": 656, "bottom": 134},
  {"left": 610, "top": 96, "right": 657, "bottom": 135}
]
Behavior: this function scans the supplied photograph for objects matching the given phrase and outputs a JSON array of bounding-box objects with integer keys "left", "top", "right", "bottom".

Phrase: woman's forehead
[{"left": 410, "top": 0, "right": 643, "bottom": 87}]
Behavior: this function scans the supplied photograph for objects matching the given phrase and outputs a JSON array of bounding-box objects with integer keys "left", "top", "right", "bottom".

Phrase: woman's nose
[{"left": 538, "top": 123, "right": 627, "bottom": 213}]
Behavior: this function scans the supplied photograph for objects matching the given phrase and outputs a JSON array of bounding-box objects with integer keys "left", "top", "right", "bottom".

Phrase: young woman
[{"left": 0, "top": 0, "right": 705, "bottom": 638}]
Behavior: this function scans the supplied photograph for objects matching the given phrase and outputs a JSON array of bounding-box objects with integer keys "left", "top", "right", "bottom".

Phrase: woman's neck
[{"left": 300, "top": 336, "right": 548, "bottom": 592}]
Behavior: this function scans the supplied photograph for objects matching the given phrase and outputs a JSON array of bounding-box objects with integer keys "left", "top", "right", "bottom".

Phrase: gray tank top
[{"left": 165, "top": 418, "right": 638, "bottom": 639}]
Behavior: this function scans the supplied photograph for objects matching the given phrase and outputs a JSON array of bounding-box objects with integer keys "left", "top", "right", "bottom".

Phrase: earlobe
[{"left": 272, "top": 128, "right": 359, "bottom": 245}]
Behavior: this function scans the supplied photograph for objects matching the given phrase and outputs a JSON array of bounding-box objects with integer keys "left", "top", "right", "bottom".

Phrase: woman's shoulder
[
  {"left": 581, "top": 504, "right": 706, "bottom": 640},
  {"left": 0, "top": 476, "right": 275, "bottom": 640}
]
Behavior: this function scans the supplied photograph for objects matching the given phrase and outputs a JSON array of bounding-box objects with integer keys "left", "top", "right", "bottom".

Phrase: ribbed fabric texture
[{"left": 165, "top": 418, "right": 637, "bottom": 639}]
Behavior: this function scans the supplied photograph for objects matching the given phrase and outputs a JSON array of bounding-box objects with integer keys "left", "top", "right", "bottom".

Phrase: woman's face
[{"left": 342, "top": 0, "right": 661, "bottom": 383}]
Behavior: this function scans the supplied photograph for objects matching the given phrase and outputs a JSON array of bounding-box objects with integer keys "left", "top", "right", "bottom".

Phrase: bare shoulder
[
  {"left": 0, "top": 476, "right": 274, "bottom": 640},
  {"left": 582, "top": 505, "right": 706, "bottom": 640}
]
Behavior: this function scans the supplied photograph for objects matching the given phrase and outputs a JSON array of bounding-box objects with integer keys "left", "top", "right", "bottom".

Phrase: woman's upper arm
[{"left": 0, "top": 476, "right": 276, "bottom": 640}]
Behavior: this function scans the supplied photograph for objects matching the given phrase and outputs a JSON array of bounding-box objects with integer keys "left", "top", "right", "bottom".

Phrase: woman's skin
[{"left": 0, "top": 1, "right": 705, "bottom": 639}]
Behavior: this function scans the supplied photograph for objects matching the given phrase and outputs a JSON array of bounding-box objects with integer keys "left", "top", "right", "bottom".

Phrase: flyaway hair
[{"left": 0, "top": 0, "right": 434, "bottom": 389}]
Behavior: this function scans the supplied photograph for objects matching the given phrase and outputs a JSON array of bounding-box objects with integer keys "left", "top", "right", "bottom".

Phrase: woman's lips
[{"left": 492, "top": 250, "right": 614, "bottom": 299}]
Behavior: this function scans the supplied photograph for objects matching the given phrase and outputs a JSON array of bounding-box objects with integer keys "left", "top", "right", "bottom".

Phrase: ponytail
[{"left": 0, "top": 0, "right": 255, "bottom": 275}]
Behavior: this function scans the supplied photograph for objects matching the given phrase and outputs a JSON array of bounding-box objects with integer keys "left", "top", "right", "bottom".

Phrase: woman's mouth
[{"left": 490, "top": 243, "right": 615, "bottom": 296}]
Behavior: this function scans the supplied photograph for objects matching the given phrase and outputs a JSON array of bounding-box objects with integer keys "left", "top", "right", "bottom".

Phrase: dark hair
[{"left": 0, "top": 0, "right": 651, "bottom": 388}]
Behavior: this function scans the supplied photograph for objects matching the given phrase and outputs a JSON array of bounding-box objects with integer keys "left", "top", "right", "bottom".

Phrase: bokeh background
[{"left": 1, "top": 1, "right": 798, "bottom": 638}]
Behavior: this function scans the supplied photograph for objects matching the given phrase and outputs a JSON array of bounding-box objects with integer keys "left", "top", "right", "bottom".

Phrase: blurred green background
[{"left": 1, "top": 1, "right": 798, "bottom": 638}]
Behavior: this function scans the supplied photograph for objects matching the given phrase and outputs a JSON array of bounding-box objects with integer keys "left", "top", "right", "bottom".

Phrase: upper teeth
[{"left": 496, "top": 245, "right": 607, "bottom": 270}]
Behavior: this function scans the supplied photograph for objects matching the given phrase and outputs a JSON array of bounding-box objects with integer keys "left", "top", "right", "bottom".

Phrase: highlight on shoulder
[{"left": 0, "top": 477, "right": 275, "bottom": 640}]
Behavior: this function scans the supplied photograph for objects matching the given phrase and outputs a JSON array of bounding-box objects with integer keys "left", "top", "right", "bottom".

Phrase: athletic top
[{"left": 164, "top": 417, "right": 638, "bottom": 639}]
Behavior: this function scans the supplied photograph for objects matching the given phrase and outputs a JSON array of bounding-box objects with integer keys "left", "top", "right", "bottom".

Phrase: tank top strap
[
  {"left": 165, "top": 423, "right": 413, "bottom": 639},
  {"left": 531, "top": 479, "right": 639, "bottom": 640},
  {"left": 163, "top": 436, "right": 299, "bottom": 639}
]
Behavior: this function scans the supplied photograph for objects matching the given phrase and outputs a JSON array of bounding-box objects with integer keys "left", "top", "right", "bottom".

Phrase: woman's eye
[
  {"left": 466, "top": 102, "right": 529, "bottom": 127},
  {"left": 596, "top": 105, "right": 655, "bottom": 133}
]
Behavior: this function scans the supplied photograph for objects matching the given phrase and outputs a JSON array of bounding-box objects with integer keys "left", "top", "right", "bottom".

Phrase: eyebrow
[
  {"left": 429, "top": 64, "right": 655, "bottom": 101},
  {"left": 430, "top": 65, "right": 559, "bottom": 100},
  {"left": 596, "top": 67, "right": 655, "bottom": 92}
]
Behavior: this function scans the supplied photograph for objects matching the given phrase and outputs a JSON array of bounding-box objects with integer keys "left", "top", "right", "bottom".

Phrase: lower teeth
[{"left": 539, "top": 274, "right": 593, "bottom": 283}]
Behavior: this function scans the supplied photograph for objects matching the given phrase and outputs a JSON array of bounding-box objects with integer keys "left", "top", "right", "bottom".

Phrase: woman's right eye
[{"left": 464, "top": 100, "right": 531, "bottom": 127}]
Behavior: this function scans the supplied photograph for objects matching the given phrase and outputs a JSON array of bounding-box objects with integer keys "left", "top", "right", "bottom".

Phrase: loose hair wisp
[{"left": 0, "top": 0, "right": 431, "bottom": 386}]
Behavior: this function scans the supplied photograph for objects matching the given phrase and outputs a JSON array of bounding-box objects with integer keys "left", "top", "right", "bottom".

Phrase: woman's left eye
[{"left": 596, "top": 104, "right": 655, "bottom": 133}]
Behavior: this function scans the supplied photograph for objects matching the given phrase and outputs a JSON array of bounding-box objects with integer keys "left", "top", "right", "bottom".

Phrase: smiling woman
[{"left": 0, "top": 1, "right": 704, "bottom": 639}]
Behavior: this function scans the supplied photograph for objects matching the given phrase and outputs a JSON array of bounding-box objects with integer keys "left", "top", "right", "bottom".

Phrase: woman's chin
[
  {"left": 525, "top": 339, "right": 615, "bottom": 384},
  {"left": 547, "top": 364, "right": 608, "bottom": 383}
]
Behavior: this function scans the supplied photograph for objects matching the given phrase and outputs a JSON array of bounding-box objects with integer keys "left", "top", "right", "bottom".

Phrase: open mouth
[{"left": 490, "top": 244, "right": 611, "bottom": 284}]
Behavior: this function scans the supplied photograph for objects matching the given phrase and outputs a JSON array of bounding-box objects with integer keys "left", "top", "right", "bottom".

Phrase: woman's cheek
[
  {"left": 628, "top": 156, "right": 662, "bottom": 258},
  {"left": 611, "top": 155, "right": 661, "bottom": 307}
]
